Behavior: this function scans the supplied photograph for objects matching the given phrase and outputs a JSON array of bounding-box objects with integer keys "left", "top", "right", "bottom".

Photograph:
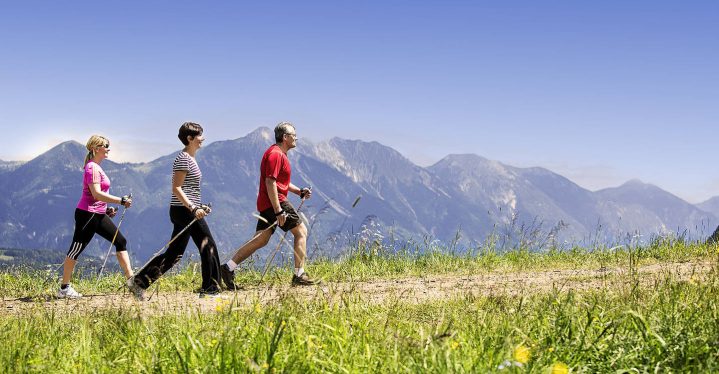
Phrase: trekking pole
[
  {"left": 97, "top": 193, "right": 131, "bottom": 279},
  {"left": 135, "top": 203, "right": 211, "bottom": 274},
  {"left": 42, "top": 263, "right": 65, "bottom": 288},
  {"left": 258, "top": 188, "right": 310, "bottom": 285},
  {"left": 337, "top": 195, "right": 362, "bottom": 234}
]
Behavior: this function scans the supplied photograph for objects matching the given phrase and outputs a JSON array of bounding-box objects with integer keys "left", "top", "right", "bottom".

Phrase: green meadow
[{"left": 1, "top": 241, "right": 718, "bottom": 373}]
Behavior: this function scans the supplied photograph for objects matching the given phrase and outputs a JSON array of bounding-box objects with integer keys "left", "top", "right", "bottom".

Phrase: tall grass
[
  {"left": 1, "top": 242, "right": 718, "bottom": 372},
  {"left": 1, "top": 264, "right": 718, "bottom": 371}
]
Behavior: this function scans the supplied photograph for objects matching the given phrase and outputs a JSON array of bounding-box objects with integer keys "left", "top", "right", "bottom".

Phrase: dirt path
[{"left": 2, "top": 261, "right": 715, "bottom": 316}]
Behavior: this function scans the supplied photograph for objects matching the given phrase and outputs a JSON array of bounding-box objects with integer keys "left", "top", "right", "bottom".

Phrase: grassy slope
[{"left": 1, "top": 242, "right": 718, "bottom": 373}]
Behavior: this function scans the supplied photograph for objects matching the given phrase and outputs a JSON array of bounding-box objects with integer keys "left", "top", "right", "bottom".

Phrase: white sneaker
[
  {"left": 57, "top": 285, "right": 82, "bottom": 299},
  {"left": 126, "top": 276, "right": 146, "bottom": 301}
]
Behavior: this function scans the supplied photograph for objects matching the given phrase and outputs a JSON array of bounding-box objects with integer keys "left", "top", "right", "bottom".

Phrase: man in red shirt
[{"left": 221, "top": 122, "right": 318, "bottom": 288}]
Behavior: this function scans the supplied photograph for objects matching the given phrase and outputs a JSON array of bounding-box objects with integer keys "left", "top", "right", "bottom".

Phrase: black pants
[
  {"left": 134, "top": 206, "right": 221, "bottom": 291},
  {"left": 66, "top": 208, "right": 127, "bottom": 260}
]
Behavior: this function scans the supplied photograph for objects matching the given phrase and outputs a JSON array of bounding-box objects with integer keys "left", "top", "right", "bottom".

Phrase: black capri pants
[{"left": 66, "top": 208, "right": 127, "bottom": 260}]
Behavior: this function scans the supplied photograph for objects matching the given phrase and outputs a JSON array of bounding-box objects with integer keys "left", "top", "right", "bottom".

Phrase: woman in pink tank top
[{"left": 57, "top": 135, "right": 135, "bottom": 299}]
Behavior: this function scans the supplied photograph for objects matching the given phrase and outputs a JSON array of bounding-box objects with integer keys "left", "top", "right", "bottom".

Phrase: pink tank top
[{"left": 76, "top": 161, "right": 111, "bottom": 214}]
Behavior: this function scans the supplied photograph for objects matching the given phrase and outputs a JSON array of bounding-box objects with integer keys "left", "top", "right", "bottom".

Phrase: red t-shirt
[{"left": 257, "top": 144, "right": 291, "bottom": 212}]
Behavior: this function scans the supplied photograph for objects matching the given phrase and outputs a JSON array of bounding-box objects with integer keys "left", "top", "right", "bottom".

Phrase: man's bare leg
[
  {"left": 290, "top": 223, "right": 317, "bottom": 285},
  {"left": 231, "top": 230, "right": 273, "bottom": 265},
  {"left": 291, "top": 223, "right": 308, "bottom": 268},
  {"left": 220, "top": 230, "right": 273, "bottom": 290}
]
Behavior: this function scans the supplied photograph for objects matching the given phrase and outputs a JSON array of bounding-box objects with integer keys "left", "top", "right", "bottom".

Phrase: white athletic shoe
[
  {"left": 57, "top": 285, "right": 82, "bottom": 299},
  {"left": 126, "top": 276, "right": 146, "bottom": 301}
]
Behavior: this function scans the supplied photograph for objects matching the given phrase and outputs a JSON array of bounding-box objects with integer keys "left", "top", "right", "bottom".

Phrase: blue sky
[{"left": 1, "top": 1, "right": 717, "bottom": 203}]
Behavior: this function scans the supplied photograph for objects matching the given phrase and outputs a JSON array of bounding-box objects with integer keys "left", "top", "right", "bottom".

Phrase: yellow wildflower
[
  {"left": 550, "top": 362, "right": 569, "bottom": 374},
  {"left": 215, "top": 298, "right": 230, "bottom": 312},
  {"left": 450, "top": 341, "right": 460, "bottom": 350},
  {"left": 513, "top": 344, "right": 531, "bottom": 364}
]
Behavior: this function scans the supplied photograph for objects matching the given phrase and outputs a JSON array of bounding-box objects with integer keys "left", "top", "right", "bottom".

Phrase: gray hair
[{"left": 274, "top": 121, "right": 295, "bottom": 143}]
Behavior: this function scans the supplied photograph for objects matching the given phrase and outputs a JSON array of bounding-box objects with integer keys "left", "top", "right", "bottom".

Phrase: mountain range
[{"left": 0, "top": 127, "right": 716, "bottom": 263}]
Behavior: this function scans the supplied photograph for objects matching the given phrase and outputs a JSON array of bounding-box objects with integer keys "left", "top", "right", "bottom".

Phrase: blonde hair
[{"left": 84, "top": 135, "right": 109, "bottom": 166}]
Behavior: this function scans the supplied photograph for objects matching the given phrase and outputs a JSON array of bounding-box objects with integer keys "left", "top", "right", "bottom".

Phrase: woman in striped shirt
[{"left": 127, "top": 122, "right": 222, "bottom": 299}]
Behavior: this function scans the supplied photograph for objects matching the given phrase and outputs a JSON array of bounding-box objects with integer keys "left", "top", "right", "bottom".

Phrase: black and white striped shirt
[{"left": 170, "top": 151, "right": 202, "bottom": 207}]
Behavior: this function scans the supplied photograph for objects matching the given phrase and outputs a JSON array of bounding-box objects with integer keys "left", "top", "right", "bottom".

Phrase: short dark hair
[
  {"left": 178, "top": 122, "right": 203, "bottom": 145},
  {"left": 274, "top": 121, "right": 294, "bottom": 143}
]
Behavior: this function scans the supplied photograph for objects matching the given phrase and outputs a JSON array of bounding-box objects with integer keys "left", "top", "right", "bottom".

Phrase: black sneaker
[
  {"left": 291, "top": 272, "right": 319, "bottom": 286},
  {"left": 126, "top": 276, "right": 146, "bottom": 301},
  {"left": 220, "top": 264, "right": 238, "bottom": 290},
  {"left": 199, "top": 286, "right": 222, "bottom": 298}
]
